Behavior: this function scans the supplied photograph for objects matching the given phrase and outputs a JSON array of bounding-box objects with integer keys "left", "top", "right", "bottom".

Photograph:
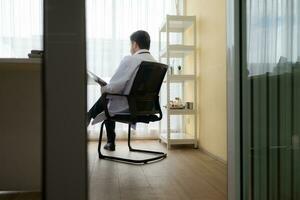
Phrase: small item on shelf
[
  {"left": 175, "top": 97, "right": 181, "bottom": 104},
  {"left": 169, "top": 97, "right": 185, "bottom": 109},
  {"left": 185, "top": 102, "right": 194, "bottom": 110},
  {"left": 177, "top": 65, "right": 182, "bottom": 74}
]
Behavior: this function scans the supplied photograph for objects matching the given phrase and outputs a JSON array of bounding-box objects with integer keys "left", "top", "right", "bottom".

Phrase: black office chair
[{"left": 98, "top": 61, "right": 168, "bottom": 164}]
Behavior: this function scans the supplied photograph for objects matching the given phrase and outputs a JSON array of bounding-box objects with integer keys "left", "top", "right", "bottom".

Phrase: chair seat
[{"left": 110, "top": 114, "right": 160, "bottom": 124}]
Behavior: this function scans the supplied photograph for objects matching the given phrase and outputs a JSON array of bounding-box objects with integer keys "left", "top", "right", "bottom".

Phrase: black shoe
[{"left": 104, "top": 143, "right": 115, "bottom": 151}]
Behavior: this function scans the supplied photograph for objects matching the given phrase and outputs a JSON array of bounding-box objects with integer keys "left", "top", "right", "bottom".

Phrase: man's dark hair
[{"left": 130, "top": 30, "right": 151, "bottom": 50}]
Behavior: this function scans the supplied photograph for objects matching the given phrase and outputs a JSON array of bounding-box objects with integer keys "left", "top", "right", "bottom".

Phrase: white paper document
[
  {"left": 87, "top": 71, "right": 107, "bottom": 86},
  {"left": 91, "top": 112, "right": 107, "bottom": 125}
]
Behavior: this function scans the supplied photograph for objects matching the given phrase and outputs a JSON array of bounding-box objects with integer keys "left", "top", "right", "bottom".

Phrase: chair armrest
[
  {"left": 102, "top": 93, "right": 163, "bottom": 122},
  {"left": 102, "top": 93, "right": 144, "bottom": 121},
  {"left": 101, "top": 93, "right": 130, "bottom": 119},
  {"left": 104, "top": 93, "right": 129, "bottom": 97}
]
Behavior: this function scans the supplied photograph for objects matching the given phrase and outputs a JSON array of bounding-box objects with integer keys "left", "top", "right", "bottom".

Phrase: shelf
[
  {"left": 167, "top": 74, "right": 196, "bottom": 82},
  {"left": 160, "top": 132, "right": 196, "bottom": 145},
  {"left": 159, "top": 15, "right": 196, "bottom": 32},
  {"left": 166, "top": 108, "right": 196, "bottom": 115},
  {"left": 159, "top": 45, "right": 195, "bottom": 58},
  {"left": 159, "top": 15, "right": 197, "bottom": 149}
]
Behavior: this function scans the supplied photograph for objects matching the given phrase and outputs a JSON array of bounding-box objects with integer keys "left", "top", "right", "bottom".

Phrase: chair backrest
[{"left": 128, "top": 61, "right": 168, "bottom": 116}]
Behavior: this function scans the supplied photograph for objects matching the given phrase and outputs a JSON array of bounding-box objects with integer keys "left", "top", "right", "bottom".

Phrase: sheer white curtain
[
  {"left": 0, "top": 0, "right": 183, "bottom": 139},
  {"left": 247, "top": 0, "right": 300, "bottom": 76},
  {"left": 86, "top": 0, "right": 183, "bottom": 139},
  {"left": 0, "top": 0, "right": 43, "bottom": 58}
]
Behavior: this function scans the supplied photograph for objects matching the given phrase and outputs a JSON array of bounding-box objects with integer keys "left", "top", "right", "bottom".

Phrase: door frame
[
  {"left": 43, "top": 0, "right": 88, "bottom": 199},
  {"left": 227, "top": 0, "right": 246, "bottom": 199}
]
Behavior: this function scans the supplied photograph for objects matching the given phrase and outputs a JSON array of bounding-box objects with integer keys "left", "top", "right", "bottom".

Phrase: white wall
[{"left": 185, "top": 0, "right": 227, "bottom": 162}]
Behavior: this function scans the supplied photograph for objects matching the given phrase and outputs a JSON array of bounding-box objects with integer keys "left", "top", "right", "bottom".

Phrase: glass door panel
[{"left": 242, "top": 0, "right": 300, "bottom": 199}]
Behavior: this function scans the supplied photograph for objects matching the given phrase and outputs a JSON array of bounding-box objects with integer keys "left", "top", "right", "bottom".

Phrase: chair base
[
  {"left": 99, "top": 148, "right": 167, "bottom": 164},
  {"left": 98, "top": 121, "right": 167, "bottom": 164}
]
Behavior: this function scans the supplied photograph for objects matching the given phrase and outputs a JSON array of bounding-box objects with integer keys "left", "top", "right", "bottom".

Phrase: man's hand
[
  {"left": 101, "top": 85, "right": 107, "bottom": 94},
  {"left": 97, "top": 80, "right": 107, "bottom": 87}
]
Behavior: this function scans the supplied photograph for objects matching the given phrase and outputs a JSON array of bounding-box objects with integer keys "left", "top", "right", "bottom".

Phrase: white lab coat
[{"left": 101, "top": 49, "right": 157, "bottom": 116}]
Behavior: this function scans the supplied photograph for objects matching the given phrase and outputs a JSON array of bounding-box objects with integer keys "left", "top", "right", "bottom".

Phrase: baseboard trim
[{"left": 199, "top": 147, "right": 227, "bottom": 165}]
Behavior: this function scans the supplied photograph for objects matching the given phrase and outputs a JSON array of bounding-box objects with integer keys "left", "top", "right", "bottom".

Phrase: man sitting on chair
[{"left": 86, "top": 30, "right": 157, "bottom": 151}]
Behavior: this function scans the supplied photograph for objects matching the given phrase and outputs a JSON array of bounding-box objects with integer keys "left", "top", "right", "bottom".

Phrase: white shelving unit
[{"left": 159, "top": 15, "right": 198, "bottom": 149}]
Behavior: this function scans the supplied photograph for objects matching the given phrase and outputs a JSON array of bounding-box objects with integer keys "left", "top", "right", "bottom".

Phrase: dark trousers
[{"left": 88, "top": 94, "right": 116, "bottom": 144}]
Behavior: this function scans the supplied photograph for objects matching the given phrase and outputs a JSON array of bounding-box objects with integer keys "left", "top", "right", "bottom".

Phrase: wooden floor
[
  {"left": 0, "top": 140, "right": 227, "bottom": 200},
  {"left": 89, "top": 140, "right": 227, "bottom": 200}
]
